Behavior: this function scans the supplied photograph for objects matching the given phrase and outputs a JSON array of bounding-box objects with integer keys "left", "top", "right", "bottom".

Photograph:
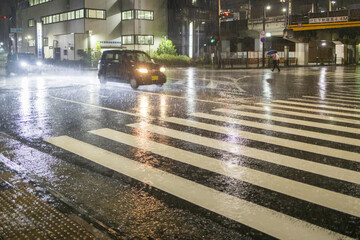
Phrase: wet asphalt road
[{"left": 0, "top": 66, "right": 359, "bottom": 239}]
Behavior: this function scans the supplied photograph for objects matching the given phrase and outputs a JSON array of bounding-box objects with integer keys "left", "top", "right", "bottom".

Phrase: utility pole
[
  {"left": 262, "top": 5, "right": 266, "bottom": 68},
  {"left": 217, "top": 0, "right": 221, "bottom": 69}
]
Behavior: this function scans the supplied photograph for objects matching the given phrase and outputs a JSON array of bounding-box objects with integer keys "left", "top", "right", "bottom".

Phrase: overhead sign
[
  {"left": 309, "top": 16, "right": 348, "bottom": 24},
  {"left": 10, "top": 28, "right": 23, "bottom": 33},
  {"left": 99, "top": 41, "right": 122, "bottom": 48}
]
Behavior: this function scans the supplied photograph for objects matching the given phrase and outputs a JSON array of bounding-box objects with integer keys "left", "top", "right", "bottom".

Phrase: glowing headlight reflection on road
[{"left": 20, "top": 61, "right": 28, "bottom": 67}]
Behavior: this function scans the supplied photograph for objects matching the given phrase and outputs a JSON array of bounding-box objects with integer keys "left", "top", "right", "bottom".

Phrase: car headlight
[
  {"left": 160, "top": 67, "right": 166, "bottom": 72},
  {"left": 36, "top": 61, "right": 42, "bottom": 66},
  {"left": 137, "top": 68, "right": 148, "bottom": 74},
  {"left": 20, "top": 61, "right": 28, "bottom": 67}
]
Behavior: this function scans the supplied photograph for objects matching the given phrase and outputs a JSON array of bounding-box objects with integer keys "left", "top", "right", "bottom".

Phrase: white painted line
[
  {"left": 91, "top": 128, "right": 360, "bottom": 218},
  {"left": 164, "top": 117, "right": 360, "bottom": 163},
  {"left": 127, "top": 123, "right": 360, "bottom": 185},
  {"left": 288, "top": 98, "right": 358, "bottom": 107},
  {"left": 257, "top": 103, "right": 360, "bottom": 119},
  {"left": 273, "top": 100, "right": 360, "bottom": 113},
  {"left": 327, "top": 94, "right": 360, "bottom": 101},
  {"left": 206, "top": 81, "right": 218, "bottom": 89},
  {"left": 228, "top": 105, "right": 360, "bottom": 126},
  {"left": 212, "top": 108, "right": 360, "bottom": 135},
  {"left": 330, "top": 92, "right": 360, "bottom": 97},
  {"left": 45, "top": 135, "right": 354, "bottom": 240},
  {"left": 48, "top": 95, "right": 148, "bottom": 118},
  {"left": 303, "top": 96, "right": 360, "bottom": 104}
]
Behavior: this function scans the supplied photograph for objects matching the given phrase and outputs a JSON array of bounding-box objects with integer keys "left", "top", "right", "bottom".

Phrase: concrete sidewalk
[{"left": 0, "top": 158, "right": 114, "bottom": 240}]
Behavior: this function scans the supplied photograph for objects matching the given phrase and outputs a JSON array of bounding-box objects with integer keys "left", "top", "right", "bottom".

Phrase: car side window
[{"left": 104, "top": 53, "right": 114, "bottom": 61}]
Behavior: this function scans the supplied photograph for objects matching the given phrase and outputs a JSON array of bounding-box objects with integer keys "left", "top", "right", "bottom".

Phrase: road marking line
[
  {"left": 226, "top": 105, "right": 360, "bottom": 126},
  {"left": 273, "top": 100, "right": 360, "bottom": 112},
  {"left": 165, "top": 117, "right": 360, "bottom": 163},
  {"left": 45, "top": 135, "right": 354, "bottom": 240},
  {"left": 331, "top": 92, "right": 360, "bottom": 97},
  {"left": 303, "top": 96, "right": 360, "bottom": 104},
  {"left": 257, "top": 103, "right": 360, "bottom": 119},
  {"left": 127, "top": 123, "right": 360, "bottom": 185},
  {"left": 327, "top": 94, "right": 360, "bottom": 101},
  {"left": 193, "top": 111, "right": 360, "bottom": 144},
  {"left": 288, "top": 98, "right": 358, "bottom": 107},
  {"left": 91, "top": 128, "right": 360, "bottom": 217},
  {"left": 206, "top": 81, "right": 218, "bottom": 89}
]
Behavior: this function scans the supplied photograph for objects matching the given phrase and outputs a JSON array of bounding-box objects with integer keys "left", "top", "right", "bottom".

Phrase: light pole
[
  {"left": 217, "top": 0, "right": 221, "bottom": 69},
  {"left": 262, "top": 5, "right": 270, "bottom": 68}
]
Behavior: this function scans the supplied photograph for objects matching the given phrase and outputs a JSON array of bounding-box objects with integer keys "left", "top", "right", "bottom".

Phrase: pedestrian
[{"left": 271, "top": 53, "right": 280, "bottom": 72}]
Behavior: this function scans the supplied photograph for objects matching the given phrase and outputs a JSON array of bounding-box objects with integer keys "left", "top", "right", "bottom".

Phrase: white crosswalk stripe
[
  {"left": 45, "top": 92, "right": 360, "bottom": 239},
  {"left": 272, "top": 100, "right": 360, "bottom": 113},
  {"left": 257, "top": 103, "right": 360, "bottom": 118},
  {"left": 303, "top": 96, "right": 360, "bottom": 104},
  {"left": 213, "top": 108, "right": 360, "bottom": 135}
]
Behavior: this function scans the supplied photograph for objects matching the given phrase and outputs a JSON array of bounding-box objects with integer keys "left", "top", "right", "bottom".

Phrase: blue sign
[{"left": 261, "top": 37, "right": 266, "bottom": 43}]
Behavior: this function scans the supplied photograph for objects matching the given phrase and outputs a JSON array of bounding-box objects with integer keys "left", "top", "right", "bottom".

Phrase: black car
[
  {"left": 6, "top": 53, "right": 43, "bottom": 76},
  {"left": 97, "top": 50, "right": 166, "bottom": 89}
]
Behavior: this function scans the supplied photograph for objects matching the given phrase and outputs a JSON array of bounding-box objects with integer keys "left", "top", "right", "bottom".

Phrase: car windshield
[{"left": 134, "top": 52, "right": 152, "bottom": 63}]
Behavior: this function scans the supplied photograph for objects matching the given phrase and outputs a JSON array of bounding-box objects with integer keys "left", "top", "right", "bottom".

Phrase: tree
[{"left": 156, "top": 39, "right": 177, "bottom": 56}]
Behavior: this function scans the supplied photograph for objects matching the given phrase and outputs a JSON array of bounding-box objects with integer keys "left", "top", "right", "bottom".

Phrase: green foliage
[
  {"left": 152, "top": 53, "right": 192, "bottom": 67},
  {"left": 156, "top": 39, "right": 177, "bottom": 56}
]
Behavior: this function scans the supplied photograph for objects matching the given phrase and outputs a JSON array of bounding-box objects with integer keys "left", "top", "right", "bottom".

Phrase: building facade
[{"left": 16, "top": 0, "right": 218, "bottom": 61}]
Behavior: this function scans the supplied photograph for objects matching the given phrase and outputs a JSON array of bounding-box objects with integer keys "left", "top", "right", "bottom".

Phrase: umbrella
[{"left": 267, "top": 50, "right": 277, "bottom": 55}]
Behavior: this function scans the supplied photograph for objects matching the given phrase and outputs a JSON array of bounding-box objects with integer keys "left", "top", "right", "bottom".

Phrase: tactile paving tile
[{"left": 0, "top": 188, "right": 96, "bottom": 240}]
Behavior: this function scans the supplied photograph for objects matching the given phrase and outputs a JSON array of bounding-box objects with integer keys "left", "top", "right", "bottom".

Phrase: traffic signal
[
  {"left": 0, "top": 15, "right": 7, "bottom": 19},
  {"left": 210, "top": 32, "right": 217, "bottom": 45}
]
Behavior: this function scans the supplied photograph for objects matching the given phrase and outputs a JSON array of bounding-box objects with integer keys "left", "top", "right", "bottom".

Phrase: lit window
[
  {"left": 68, "top": 11, "right": 75, "bottom": 20},
  {"left": 60, "top": 13, "right": 67, "bottom": 21},
  {"left": 136, "top": 35, "right": 154, "bottom": 45},
  {"left": 53, "top": 14, "right": 59, "bottom": 22},
  {"left": 43, "top": 37, "right": 48, "bottom": 46},
  {"left": 28, "top": 19, "right": 35, "bottom": 27},
  {"left": 136, "top": 10, "right": 154, "bottom": 20},
  {"left": 122, "top": 10, "right": 134, "bottom": 20},
  {"left": 122, "top": 35, "right": 134, "bottom": 45},
  {"left": 76, "top": 9, "right": 84, "bottom": 19},
  {"left": 97, "top": 10, "right": 105, "bottom": 19}
]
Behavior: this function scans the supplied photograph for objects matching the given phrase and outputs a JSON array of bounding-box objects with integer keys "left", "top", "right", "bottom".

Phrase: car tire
[
  {"left": 99, "top": 74, "right": 107, "bottom": 84},
  {"left": 130, "top": 78, "right": 139, "bottom": 89}
]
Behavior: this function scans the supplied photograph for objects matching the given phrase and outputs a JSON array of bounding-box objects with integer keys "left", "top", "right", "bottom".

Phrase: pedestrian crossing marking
[
  {"left": 288, "top": 98, "right": 359, "bottom": 107},
  {"left": 44, "top": 136, "right": 354, "bottom": 240},
  {"left": 326, "top": 94, "right": 360, "bottom": 101},
  {"left": 90, "top": 128, "right": 360, "bottom": 218},
  {"left": 273, "top": 100, "right": 360, "bottom": 113},
  {"left": 214, "top": 108, "right": 360, "bottom": 134},
  {"left": 330, "top": 92, "right": 360, "bottom": 97},
  {"left": 257, "top": 103, "right": 360, "bottom": 119},
  {"left": 303, "top": 96, "right": 360, "bottom": 104},
  {"left": 163, "top": 117, "right": 360, "bottom": 163},
  {"left": 127, "top": 122, "right": 360, "bottom": 185}
]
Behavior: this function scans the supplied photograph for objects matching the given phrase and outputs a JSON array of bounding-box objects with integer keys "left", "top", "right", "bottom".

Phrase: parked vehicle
[
  {"left": 6, "top": 53, "right": 43, "bottom": 76},
  {"left": 98, "top": 50, "right": 166, "bottom": 89}
]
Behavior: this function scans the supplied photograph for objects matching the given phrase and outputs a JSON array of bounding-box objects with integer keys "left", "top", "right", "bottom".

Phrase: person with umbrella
[{"left": 269, "top": 50, "right": 280, "bottom": 72}]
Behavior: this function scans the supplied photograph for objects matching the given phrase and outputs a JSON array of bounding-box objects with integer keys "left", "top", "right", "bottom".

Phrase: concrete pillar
[
  {"left": 284, "top": 45, "right": 289, "bottom": 66},
  {"left": 335, "top": 44, "right": 344, "bottom": 64},
  {"left": 344, "top": 44, "right": 348, "bottom": 64},
  {"left": 356, "top": 44, "right": 360, "bottom": 65},
  {"left": 295, "top": 42, "right": 309, "bottom": 66}
]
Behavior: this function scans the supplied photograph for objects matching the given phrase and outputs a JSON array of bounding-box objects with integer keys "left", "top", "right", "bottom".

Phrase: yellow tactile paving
[{"left": 0, "top": 187, "right": 96, "bottom": 240}]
